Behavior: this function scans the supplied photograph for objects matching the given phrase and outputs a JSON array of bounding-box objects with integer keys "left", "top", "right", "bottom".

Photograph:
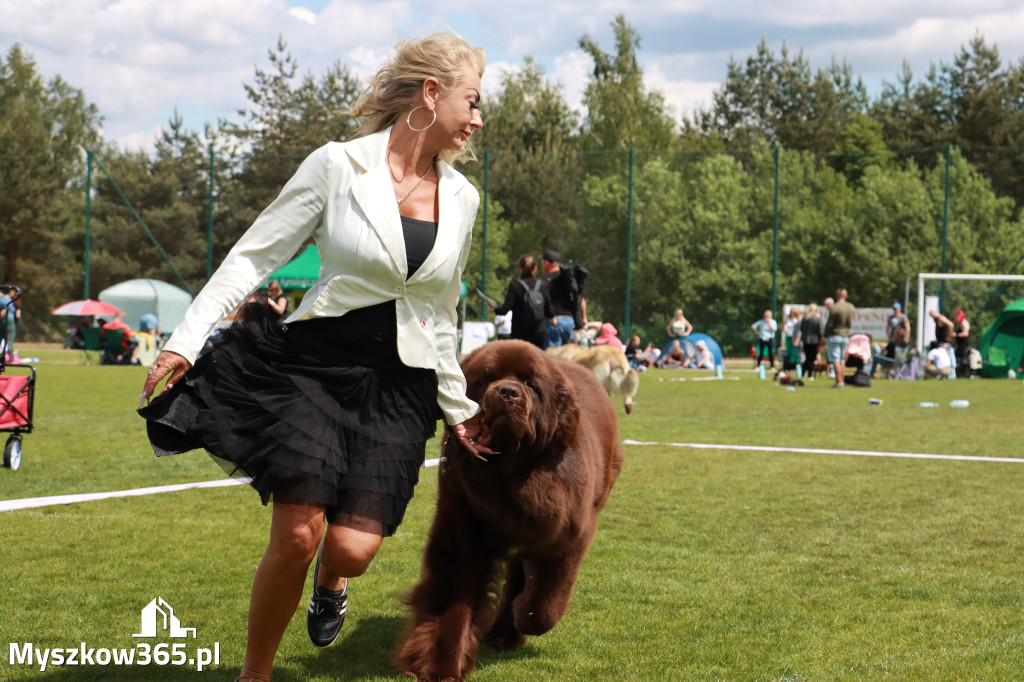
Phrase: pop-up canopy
[
  {"left": 98, "top": 279, "right": 193, "bottom": 333},
  {"left": 269, "top": 245, "right": 321, "bottom": 290}
]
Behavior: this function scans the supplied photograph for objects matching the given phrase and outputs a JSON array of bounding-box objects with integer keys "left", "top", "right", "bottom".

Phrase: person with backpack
[
  {"left": 488, "top": 254, "right": 554, "bottom": 349},
  {"left": 540, "top": 249, "right": 588, "bottom": 347}
]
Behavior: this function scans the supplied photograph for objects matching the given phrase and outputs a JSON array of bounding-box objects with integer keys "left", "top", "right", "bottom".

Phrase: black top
[
  {"left": 494, "top": 276, "right": 555, "bottom": 340},
  {"left": 955, "top": 323, "right": 970, "bottom": 356},
  {"left": 295, "top": 216, "right": 437, "bottom": 363},
  {"left": 544, "top": 270, "right": 574, "bottom": 316},
  {"left": 269, "top": 294, "right": 290, "bottom": 323},
  {"left": 799, "top": 316, "right": 823, "bottom": 346}
]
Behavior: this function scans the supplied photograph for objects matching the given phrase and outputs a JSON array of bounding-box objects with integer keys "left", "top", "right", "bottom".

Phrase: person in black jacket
[
  {"left": 797, "top": 302, "right": 824, "bottom": 379},
  {"left": 488, "top": 254, "right": 554, "bottom": 349}
]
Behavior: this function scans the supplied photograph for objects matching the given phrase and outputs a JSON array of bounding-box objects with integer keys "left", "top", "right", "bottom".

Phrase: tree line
[{"left": 2, "top": 16, "right": 1024, "bottom": 351}]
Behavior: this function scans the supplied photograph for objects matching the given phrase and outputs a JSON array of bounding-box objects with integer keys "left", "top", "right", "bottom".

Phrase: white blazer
[{"left": 163, "top": 127, "right": 480, "bottom": 425}]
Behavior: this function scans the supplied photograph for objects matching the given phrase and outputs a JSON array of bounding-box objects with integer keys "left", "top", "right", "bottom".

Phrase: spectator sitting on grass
[
  {"left": 662, "top": 339, "right": 689, "bottom": 368},
  {"left": 925, "top": 343, "right": 953, "bottom": 379},
  {"left": 693, "top": 340, "right": 715, "bottom": 370}
]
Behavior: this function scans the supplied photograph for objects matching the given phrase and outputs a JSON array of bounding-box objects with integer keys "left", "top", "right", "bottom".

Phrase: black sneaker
[{"left": 306, "top": 559, "right": 347, "bottom": 648}]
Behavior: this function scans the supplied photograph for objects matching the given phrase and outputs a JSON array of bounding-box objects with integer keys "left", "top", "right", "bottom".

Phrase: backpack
[
  {"left": 559, "top": 262, "right": 589, "bottom": 329},
  {"left": 516, "top": 279, "right": 546, "bottom": 328}
]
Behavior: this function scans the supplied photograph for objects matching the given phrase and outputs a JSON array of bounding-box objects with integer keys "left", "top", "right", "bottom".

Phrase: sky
[{"left": 4, "top": 0, "right": 1024, "bottom": 151}]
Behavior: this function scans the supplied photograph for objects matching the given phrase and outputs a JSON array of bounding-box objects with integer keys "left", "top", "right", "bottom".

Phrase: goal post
[{"left": 916, "top": 273, "right": 1024, "bottom": 354}]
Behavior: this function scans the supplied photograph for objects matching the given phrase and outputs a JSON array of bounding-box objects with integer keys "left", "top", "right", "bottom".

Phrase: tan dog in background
[{"left": 546, "top": 344, "right": 639, "bottom": 414}]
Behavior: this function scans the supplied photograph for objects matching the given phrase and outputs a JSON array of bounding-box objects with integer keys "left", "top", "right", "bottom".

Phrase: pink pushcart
[{"left": 0, "top": 285, "right": 34, "bottom": 470}]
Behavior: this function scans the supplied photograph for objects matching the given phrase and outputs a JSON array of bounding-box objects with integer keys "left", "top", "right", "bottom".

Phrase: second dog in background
[
  {"left": 774, "top": 370, "right": 805, "bottom": 387},
  {"left": 546, "top": 344, "right": 639, "bottom": 414}
]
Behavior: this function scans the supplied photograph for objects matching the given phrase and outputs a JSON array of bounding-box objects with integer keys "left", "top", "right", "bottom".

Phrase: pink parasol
[{"left": 50, "top": 299, "right": 123, "bottom": 316}]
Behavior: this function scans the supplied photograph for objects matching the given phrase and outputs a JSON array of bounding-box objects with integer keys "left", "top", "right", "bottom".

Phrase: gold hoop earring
[{"left": 407, "top": 105, "right": 436, "bottom": 132}]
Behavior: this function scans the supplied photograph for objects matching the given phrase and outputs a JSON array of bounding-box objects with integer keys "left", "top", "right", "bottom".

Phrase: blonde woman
[
  {"left": 139, "top": 33, "right": 489, "bottom": 681},
  {"left": 665, "top": 307, "right": 692, "bottom": 339},
  {"left": 782, "top": 307, "right": 803, "bottom": 368}
]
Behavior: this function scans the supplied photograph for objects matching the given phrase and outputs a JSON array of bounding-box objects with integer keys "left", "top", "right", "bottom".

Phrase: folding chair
[
  {"left": 100, "top": 328, "right": 132, "bottom": 365},
  {"left": 887, "top": 345, "right": 912, "bottom": 380},
  {"left": 78, "top": 327, "right": 103, "bottom": 364},
  {"left": 984, "top": 346, "right": 1008, "bottom": 378}
]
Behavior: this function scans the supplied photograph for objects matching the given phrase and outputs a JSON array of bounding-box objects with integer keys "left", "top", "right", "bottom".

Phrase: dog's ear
[{"left": 547, "top": 379, "right": 579, "bottom": 452}]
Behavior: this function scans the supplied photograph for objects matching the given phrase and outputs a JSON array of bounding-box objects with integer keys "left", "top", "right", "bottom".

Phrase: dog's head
[{"left": 458, "top": 340, "right": 578, "bottom": 461}]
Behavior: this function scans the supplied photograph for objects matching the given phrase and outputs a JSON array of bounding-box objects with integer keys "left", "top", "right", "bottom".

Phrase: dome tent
[
  {"left": 659, "top": 332, "right": 724, "bottom": 367},
  {"left": 98, "top": 279, "right": 193, "bottom": 334},
  {"left": 978, "top": 299, "right": 1024, "bottom": 378}
]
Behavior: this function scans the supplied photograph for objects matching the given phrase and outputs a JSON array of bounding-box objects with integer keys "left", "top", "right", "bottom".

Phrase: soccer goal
[{"left": 916, "top": 273, "right": 1024, "bottom": 354}]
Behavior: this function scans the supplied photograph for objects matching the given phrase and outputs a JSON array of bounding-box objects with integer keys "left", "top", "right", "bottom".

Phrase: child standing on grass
[{"left": 752, "top": 310, "right": 777, "bottom": 369}]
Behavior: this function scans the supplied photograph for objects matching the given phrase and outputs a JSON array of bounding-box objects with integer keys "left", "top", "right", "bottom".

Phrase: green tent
[
  {"left": 269, "top": 245, "right": 320, "bottom": 290},
  {"left": 978, "top": 299, "right": 1024, "bottom": 377}
]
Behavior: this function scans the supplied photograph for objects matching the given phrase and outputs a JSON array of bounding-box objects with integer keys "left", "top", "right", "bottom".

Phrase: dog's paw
[
  {"left": 482, "top": 629, "right": 528, "bottom": 650},
  {"left": 404, "top": 671, "right": 461, "bottom": 682}
]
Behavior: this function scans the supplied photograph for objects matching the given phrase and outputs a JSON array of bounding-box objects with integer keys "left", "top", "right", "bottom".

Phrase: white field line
[
  {"left": 4, "top": 443, "right": 1016, "bottom": 515},
  {"left": 0, "top": 458, "right": 443, "bottom": 513},
  {"left": 622, "top": 440, "right": 1024, "bottom": 464}
]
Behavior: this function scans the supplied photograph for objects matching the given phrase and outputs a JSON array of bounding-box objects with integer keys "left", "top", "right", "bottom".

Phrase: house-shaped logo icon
[{"left": 132, "top": 597, "right": 197, "bottom": 638}]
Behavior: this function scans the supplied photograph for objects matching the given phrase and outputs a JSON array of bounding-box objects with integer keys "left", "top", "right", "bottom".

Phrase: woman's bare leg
[
  {"left": 315, "top": 522, "right": 384, "bottom": 590},
  {"left": 238, "top": 502, "right": 325, "bottom": 681}
]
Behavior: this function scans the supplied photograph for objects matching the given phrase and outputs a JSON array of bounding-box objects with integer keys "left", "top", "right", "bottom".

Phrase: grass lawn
[{"left": 1, "top": 347, "right": 1022, "bottom": 680}]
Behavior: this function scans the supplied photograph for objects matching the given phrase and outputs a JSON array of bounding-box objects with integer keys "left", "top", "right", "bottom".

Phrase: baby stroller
[
  {"left": 0, "top": 285, "right": 35, "bottom": 471},
  {"left": 844, "top": 333, "right": 873, "bottom": 387}
]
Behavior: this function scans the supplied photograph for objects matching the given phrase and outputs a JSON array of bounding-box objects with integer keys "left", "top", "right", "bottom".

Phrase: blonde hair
[
  {"left": 348, "top": 32, "right": 486, "bottom": 164},
  {"left": 807, "top": 302, "right": 818, "bottom": 316}
]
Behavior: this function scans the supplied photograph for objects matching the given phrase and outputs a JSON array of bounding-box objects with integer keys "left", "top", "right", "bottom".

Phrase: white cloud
[
  {"left": 552, "top": 50, "right": 593, "bottom": 114},
  {"left": 3, "top": 0, "right": 1024, "bottom": 150},
  {"left": 288, "top": 7, "right": 317, "bottom": 25},
  {"left": 643, "top": 62, "right": 719, "bottom": 124},
  {"left": 807, "top": 6, "right": 1024, "bottom": 89}
]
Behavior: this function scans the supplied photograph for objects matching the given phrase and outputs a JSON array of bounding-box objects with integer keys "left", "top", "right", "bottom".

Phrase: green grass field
[{"left": 1, "top": 348, "right": 1022, "bottom": 681}]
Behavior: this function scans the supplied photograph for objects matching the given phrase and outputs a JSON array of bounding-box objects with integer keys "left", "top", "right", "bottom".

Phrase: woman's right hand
[{"left": 139, "top": 350, "right": 192, "bottom": 408}]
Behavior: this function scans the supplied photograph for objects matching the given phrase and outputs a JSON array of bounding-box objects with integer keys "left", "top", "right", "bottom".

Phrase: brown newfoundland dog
[{"left": 397, "top": 340, "right": 625, "bottom": 681}]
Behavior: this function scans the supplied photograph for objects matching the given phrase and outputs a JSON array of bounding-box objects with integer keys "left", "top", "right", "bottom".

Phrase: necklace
[{"left": 394, "top": 156, "right": 436, "bottom": 205}]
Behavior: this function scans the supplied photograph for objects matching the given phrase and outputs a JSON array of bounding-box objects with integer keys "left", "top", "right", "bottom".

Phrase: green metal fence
[{"left": 81, "top": 144, "right": 1024, "bottom": 356}]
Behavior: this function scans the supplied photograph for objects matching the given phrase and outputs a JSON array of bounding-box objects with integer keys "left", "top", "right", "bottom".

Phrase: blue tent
[{"left": 660, "top": 332, "right": 724, "bottom": 367}]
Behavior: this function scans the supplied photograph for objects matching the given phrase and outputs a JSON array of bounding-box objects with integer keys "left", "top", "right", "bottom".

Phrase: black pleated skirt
[{"left": 137, "top": 305, "right": 439, "bottom": 537}]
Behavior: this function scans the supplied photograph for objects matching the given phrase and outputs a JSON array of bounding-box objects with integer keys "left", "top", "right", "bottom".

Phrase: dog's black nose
[{"left": 497, "top": 383, "right": 521, "bottom": 400}]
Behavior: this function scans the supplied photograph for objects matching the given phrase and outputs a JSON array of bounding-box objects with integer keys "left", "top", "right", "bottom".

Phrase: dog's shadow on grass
[
  {"left": 24, "top": 616, "right": 540, "bottom": 682},
  {"left": 300, "top": 615, "right": 541, "bottom": 681}
]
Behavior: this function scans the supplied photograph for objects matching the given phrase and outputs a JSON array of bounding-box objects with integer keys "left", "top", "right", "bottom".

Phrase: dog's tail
[{"left": 612, "top": 367, "right": 639, "bottom": 415}]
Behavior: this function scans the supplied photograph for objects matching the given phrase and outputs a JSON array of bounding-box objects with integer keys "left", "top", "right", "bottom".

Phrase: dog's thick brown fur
[
  {"left": 397, "top": 340, "right": 624, "bottom": 682},
  {"left": 545, "top": 343, "right": 639, "bottom": 414}
]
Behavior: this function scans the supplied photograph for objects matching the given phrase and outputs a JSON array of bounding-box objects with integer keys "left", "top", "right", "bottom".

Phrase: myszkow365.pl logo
[{"left": 9, "top": 597, "right": 220, "bottom": 672}]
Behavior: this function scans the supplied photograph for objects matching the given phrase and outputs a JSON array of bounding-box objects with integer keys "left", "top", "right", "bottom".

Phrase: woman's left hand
[{"left": 452, "top": 413, "right": 496, "bottom": 459}]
